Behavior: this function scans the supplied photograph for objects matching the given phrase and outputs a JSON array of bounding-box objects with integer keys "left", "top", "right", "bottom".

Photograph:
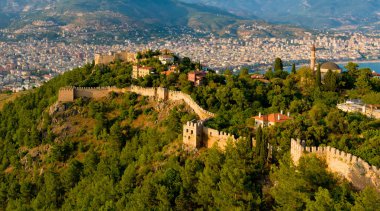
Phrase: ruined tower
[{"left": 310, "top": 44, "right": 316, "bottom": 71}]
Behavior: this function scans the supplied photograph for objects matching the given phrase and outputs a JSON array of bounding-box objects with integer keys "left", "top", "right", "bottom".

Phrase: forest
[{"left": 0, "top": 53, "right": 379, "bottom": 210}]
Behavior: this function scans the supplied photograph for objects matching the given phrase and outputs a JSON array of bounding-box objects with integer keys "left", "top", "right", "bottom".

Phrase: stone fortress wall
[
  {"left": 58, "top": 86, "right": 215, "bottom": 120},
  {"left": 58, "top": 86, "right": 124, "bottom": 101},
  {"left": 168, "top": 90, "right": 215, "bottom": 120},
  {"left": 94, "top": 51, "right": 137, "bottom": 66},
  {"left": 58, "top": 85, "right": 379, "bottom": 190},
  {"left": 183, "top": 120, "right": 254, "bottom": 150},
  {"left": 291, "top": 139, "right": 380, "bottom": 190}
]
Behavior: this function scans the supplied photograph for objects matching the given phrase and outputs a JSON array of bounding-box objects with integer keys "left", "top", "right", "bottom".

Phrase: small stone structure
[
  {"left": 183, "top": 120, "right": 260, "bottom": 151},
  {"left": 291, "top": 139, "right": 380, "bottom": 190}
]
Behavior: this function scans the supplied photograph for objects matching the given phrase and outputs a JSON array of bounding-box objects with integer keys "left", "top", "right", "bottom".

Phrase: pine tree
[
  {"left": 260, "top": 131, "right": 268, "bottom": 165},
  {"left": 255, "top": 126, "right": 262, "bottom": 156},
  {"left": 247, "top": 133, "right": 253, "bottom": 150},
  {"left": 323, "top": 69, "right": 338, "bottom": 92},
  {"left": 274, "top": 58, "right": 284, "bottom": 71},
  {"left": 316, "top": 63, "right": 322, "bottom": 88},
  {"left": 265, "top": 68, "right": 274, "bottom": 79},
  {"left": 291, "top": 63, "right": 296, "bottom": 74}
]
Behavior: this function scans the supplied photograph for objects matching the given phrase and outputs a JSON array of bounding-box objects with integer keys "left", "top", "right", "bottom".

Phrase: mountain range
[
  {"left": 0, "top": 0, "right": 378, "bottom": 40},
  {"left": 0, "top": 0, "right": 240, "bottom": 28},
  {"left": 0, "top": 0, "right": 310, "bottom": 40},
  {"left": 181, "top": 0, "right": 380, "bottom": 29}
]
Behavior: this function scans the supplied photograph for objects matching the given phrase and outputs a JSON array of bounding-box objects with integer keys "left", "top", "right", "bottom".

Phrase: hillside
[
  {"left": 0, "top": 92, "right": 25, "bottom": 110},
  {"left": 0, "top": 54, "right": 379, "bottom": 209},
  {"left": 182, "top": 0, "right": 380, "bottom": 30},
  {"left": 0, "top": 0, "right": 309, "bottom": 40},
  {"left": 0, "top": 0, "right": 240, "bottom": 32}
]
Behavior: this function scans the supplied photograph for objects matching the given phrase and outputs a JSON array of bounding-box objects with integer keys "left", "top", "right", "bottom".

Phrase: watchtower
[
  {"left": 58, "top": 87, "right": 75, "bottom": 102},
  {"left": 183, "top": 121, "right": 204, "bottom": 150},
  {"left": 156, "top": 87, "right": 169, "bottom": 101}
]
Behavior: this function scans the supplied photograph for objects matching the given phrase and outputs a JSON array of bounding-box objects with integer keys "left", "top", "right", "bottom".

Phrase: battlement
[
  {"left": 290, "top": 139, "right": 380, "bottom": 190},
  {"left": 186, "top": 121, "right": 204, "bottom": 128},
  {"left": 58, "top": 85, "right": 213, "bottom": 120},
  {"left": 184, "top": 121, "right": 253, "bottom": 150},
  {"left": 59, "top": 86, "right": 75, "bottom": 91},
  {"left": 95, "top": 51, "right": 137, "bottom": 65}
]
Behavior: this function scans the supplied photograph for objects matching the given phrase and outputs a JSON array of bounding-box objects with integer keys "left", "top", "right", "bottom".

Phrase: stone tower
[
  {"left": 183, "top": 121, "right": 204, "bottom": 150},
  {"left": 290, "top": 139, "right": 304, "bottom": 165},
  {"left": 310, "top": 44, "right": 316, "bottom": 71},
  {"left": 58, "top": 87, "right": 75, "bottom": 102}
]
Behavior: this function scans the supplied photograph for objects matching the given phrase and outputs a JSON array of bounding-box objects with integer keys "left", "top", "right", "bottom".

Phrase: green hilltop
[{"left": 0, "top": 53, "right": 379, "bottom": 209}]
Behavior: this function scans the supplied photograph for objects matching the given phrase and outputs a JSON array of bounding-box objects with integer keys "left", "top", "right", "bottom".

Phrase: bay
[
  {"left": 284, "top": 61, "right": 380, "bottom": 73},
  {"left": 337, "top": 61, "right": 380, "bottom": 73}
]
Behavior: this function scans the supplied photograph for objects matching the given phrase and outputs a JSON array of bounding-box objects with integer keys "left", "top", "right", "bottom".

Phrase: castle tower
[
  {"left": 310, "top": 44, "right": 316, "bottom": 71},
  {"left": 58, "top": 87, "right": 75, "bottom": 102},
  {"left": 183, "top": 121, "right": 204, "bottom": 150},
  {"left": 290, "top": 139, "right": 304, "bottom": 165},
  {"left": 94, "top": 54, "right": 101, "bottom": 65}
]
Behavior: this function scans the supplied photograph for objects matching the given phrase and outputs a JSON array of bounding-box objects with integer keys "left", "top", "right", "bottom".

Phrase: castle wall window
[{"left": 191, "top": 130, "right": 193, "bottom": 134}]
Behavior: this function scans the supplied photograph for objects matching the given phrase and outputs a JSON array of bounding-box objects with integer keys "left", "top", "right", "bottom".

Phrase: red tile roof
[
  {"left": 161, "top": 70, "right": 175, "bottom": 76},
  {"left": 253, "top": 113, "right": 292, "bottom": 123}
]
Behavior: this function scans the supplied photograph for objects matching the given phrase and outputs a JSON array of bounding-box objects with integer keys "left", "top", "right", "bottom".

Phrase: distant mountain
[
  {"left": 0, "top": 0, "right": 242, "bottom": 31},
  {"left": 0, "top": 0, "right": 309, "bottom": 40},
  {"left": 181, "top": 0, "right": 380, "bottom": 30}
]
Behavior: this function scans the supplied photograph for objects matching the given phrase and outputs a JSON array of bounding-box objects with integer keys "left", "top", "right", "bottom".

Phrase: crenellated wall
[
  {"left": 95, "top": 51, "right": 137, "bottom": 65},
  {"left": 168, "top": 90, "right": 215, "bottom": 120},
  {"left": 129, "top": 86, "right": 158, "bottom": 98},
  {"left": 291, "top": 139, "right": 380, "bottom": 190},
  {"left": 58, "top": 86, "right": 120, "bottom": 102},
  {"left": 74, "top": 87, "right": 114, "bottom": 100},
  {"left": 183, "top": 120, "right": 255, "bottom": 151},
  {"left": 58, "top": 86, "right": 214, "bottom": 120}
]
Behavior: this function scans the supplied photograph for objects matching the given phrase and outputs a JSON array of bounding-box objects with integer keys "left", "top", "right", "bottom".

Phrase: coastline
[
  {"left": 282, "top": 60, "right": 380, "bottom": 73},
  {"left": 335, "top": 60, "right": 380, "bottom": 65}
]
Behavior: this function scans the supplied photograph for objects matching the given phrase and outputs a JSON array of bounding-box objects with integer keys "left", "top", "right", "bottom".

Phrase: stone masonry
[
  {"left": 183, "top": 120, "right": 253, "bottom": 151},
  {"left": 58, "top": 86, "right": 215, "bottom": 120},
  {"left": 58, "top": 85, "right": 378, "bottom": 191},
  {"left": 291, "top": 139, "right": 380, "bottom": 190}
]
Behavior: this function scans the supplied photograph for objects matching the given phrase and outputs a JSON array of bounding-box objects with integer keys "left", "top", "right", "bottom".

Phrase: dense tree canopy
[{"left": 0, "top": 57, "right": 379, "bottom": 209}]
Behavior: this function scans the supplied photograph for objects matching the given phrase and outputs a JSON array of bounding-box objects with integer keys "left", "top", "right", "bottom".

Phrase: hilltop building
[
  {"left": 250, "top": 74, "right": 270, "bottom": 83},
  {"left": 159, "top": 55, "right": 175, "bottom": 65},
  {"left": 161, "top": 65, "right": 179, "bottom": 76},
  {"left": 188, "top": 71, "right": 206, "bottom": 86},
  {"left": 253, "top": 111, "right": 291, "bottom": 127},
  {"left": 132, "top": 66, "right": 154, "bottom": 79},
  {"left": 309, "top": 45, "right": 342, "bottom": 76},
  {"left": 320, "top": 61, "right": 342, "bottom": 75},
  {"left": 337, "top": 99, "right": 380, "bottom": 119},
  {"left": 372, "top": 71, "right": 380, "bottom": 79},
  {"left": 94, "top": 51, "right": 137, "bottom": 65}
]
